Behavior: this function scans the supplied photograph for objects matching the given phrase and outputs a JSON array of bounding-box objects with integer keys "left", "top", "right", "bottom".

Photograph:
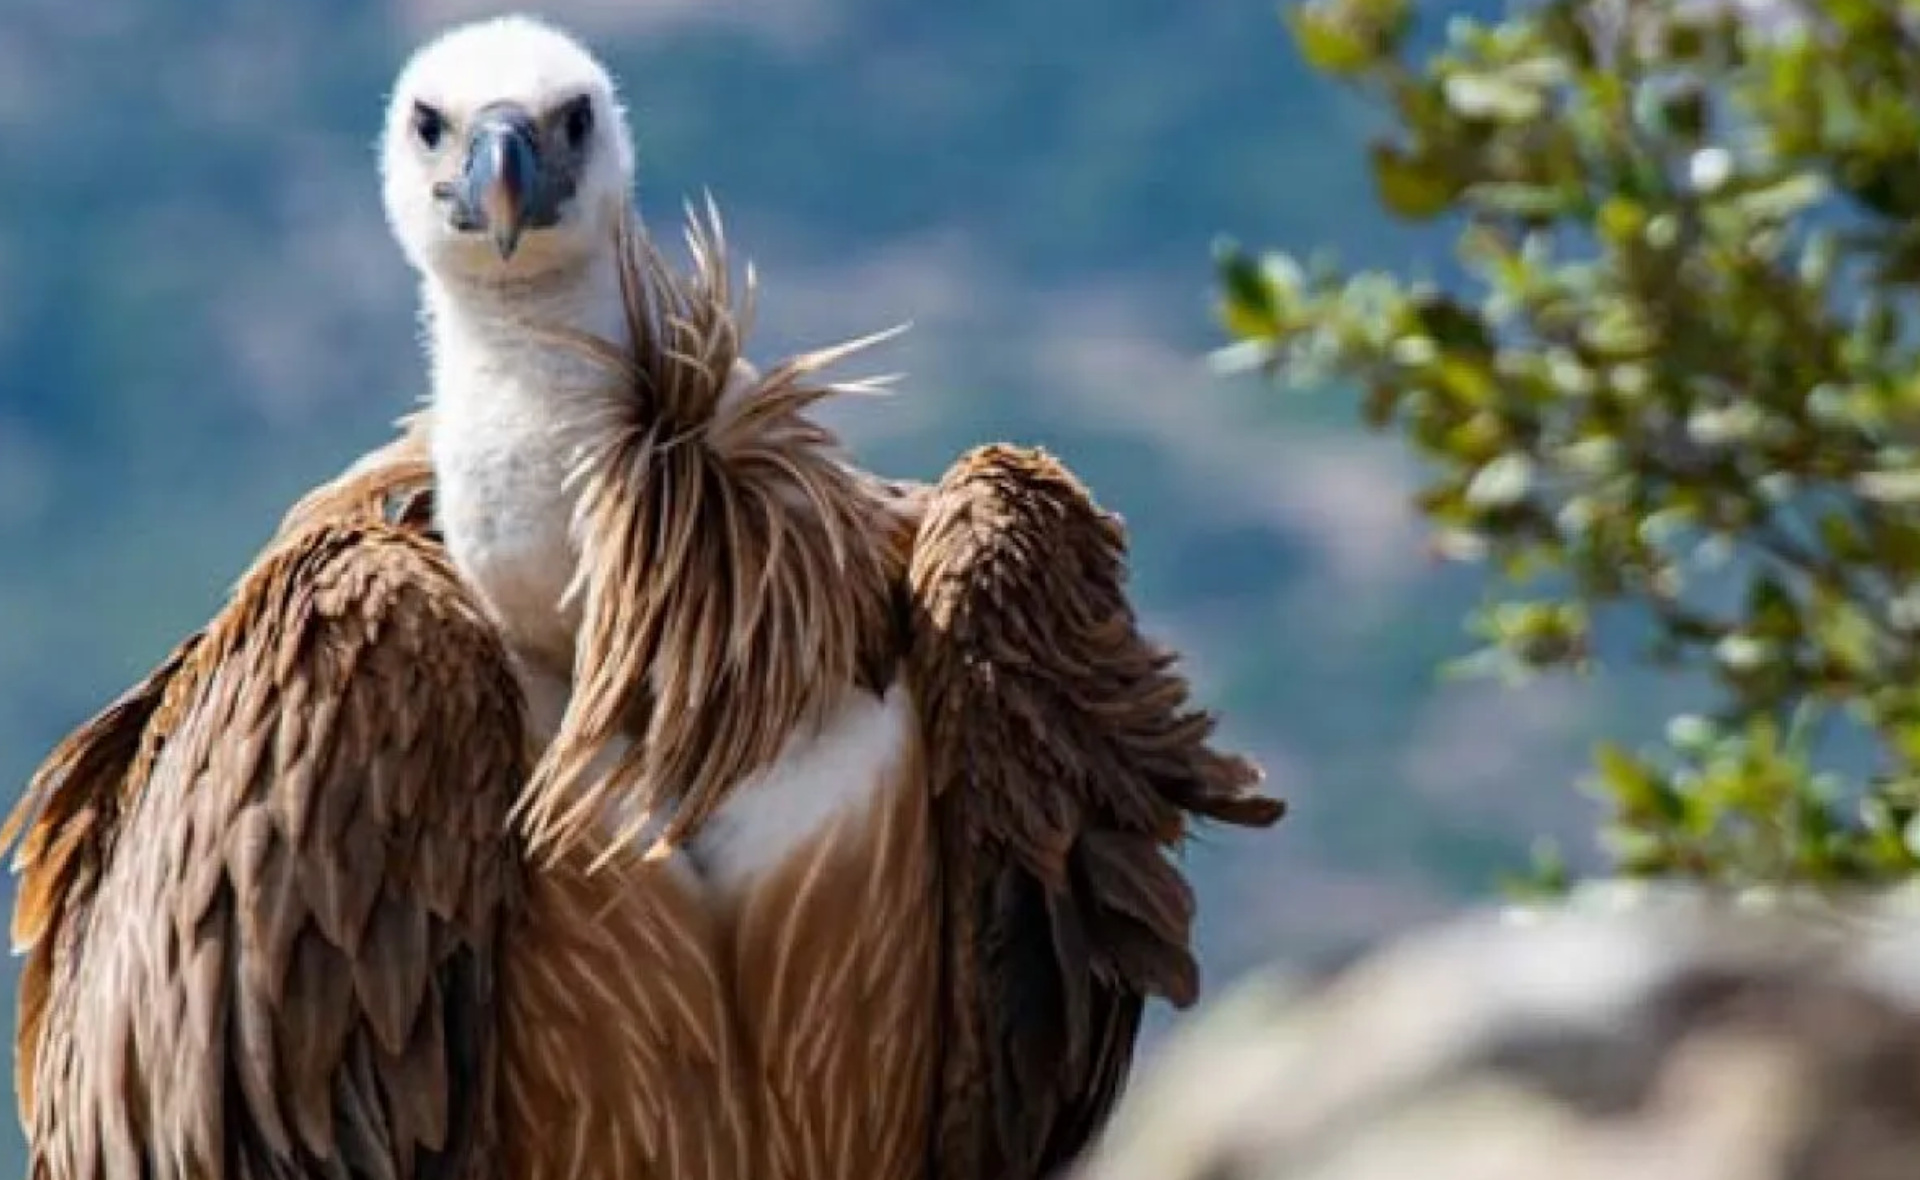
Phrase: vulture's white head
[{"left": 380, "top": 15, "right": 635, "bottom": 286}]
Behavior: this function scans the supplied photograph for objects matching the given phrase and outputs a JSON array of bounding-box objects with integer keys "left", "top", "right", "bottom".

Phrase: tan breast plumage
[
  {"left": 499, "top": 838, "right": 757, "bottom": 1180},
  {"left": 503, "top": 676, "right": 941, "bottom": 1180},
  {"left": 691, "top": 683, "right": 941, "bottom": 1180}
]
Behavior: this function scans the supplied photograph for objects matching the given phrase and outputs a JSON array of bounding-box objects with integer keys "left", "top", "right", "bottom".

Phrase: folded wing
[
  {"left": 905, "top": 444, "right": 1285, "bottom": 1180},
  {"left": 7, "top": 450, "right": 526, "bottom": 1180}
]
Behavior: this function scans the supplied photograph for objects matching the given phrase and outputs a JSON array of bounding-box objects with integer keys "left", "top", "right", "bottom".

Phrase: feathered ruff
[{"left": 513, "top": 199, "right": 910, "bottom": 865}]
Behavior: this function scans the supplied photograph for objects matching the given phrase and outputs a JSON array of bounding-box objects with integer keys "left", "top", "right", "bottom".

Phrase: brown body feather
[
  {"left": 499, "top": 841, "right": 758, "bottom": 1180},
  {"left": 720, "top": 723, "right": 941, "bottom": 1180},
  {"left": 10, "top": 202, "right": 1282, "bottom": 1180}
]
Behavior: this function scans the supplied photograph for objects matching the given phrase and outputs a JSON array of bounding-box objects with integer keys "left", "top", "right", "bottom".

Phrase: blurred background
[{"left": 0, "top": 0, "right": 1680, "bottom": 1165}]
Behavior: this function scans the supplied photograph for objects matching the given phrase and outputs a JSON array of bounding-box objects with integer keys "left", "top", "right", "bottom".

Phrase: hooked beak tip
[
  {"left": 458, "top": 107, "right": 539, "bottom": 261},
  {"left": 491, "top": 220, "right": 524, "bottom": 261}
]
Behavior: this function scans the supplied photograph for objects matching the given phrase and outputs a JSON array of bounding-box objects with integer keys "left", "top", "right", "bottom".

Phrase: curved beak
[{"left": 458, "top": 103, "right": 541, "bottom": 260}]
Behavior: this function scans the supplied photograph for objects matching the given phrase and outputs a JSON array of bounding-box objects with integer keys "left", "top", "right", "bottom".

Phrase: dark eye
[
  {"left": 412, "top": 101, "right": 446, "bottom": 150},
  {"left": 561, "top": 97, "right": 593, "bottom": 149}
]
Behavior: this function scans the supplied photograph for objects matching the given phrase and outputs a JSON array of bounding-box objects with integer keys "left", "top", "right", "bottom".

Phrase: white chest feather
[{"left": 690, "top": 682, "right": 915, "bottom": 895}]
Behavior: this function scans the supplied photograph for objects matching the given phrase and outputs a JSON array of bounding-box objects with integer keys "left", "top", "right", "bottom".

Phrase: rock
[{"left": 1075, "top": 883, "right": 1920, "bottom": 1180}]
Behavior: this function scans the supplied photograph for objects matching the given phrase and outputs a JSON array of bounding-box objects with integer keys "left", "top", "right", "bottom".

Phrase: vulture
[{"left": 6, "top": 14, "right": 1285, "bottom": 1180}]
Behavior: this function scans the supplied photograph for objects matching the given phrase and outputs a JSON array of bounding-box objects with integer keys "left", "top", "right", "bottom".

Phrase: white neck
[
  {"left": 420, "top": 251, "right": 631, "bottom": 675},
  {"left": 422, "top": 252, "right": 630, "bottom": 390}
]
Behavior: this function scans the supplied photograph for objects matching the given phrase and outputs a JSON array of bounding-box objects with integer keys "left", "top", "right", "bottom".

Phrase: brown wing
[
  {"left": 904, "top": 443, "right": 1285, "bottom": 1180},
  {"left": 6, "top": 464, "right": 526, "bottom": 1180}
]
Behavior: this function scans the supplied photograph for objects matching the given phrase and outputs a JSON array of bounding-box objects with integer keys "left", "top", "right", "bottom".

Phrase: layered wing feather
[
  {"left": 905, "top": 444, "right": 1285, "bottom": 1180},
  {"left": 6, "top": 455, "right": 526, "bottom": 1180}
]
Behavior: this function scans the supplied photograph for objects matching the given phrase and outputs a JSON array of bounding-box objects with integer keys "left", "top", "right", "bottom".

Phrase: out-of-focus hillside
[{"left": 0, "top": 0, "right": 1679, "bottom": 1166}]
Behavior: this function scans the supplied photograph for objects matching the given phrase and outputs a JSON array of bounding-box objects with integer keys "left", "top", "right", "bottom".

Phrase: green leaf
[
  {"left": 1410, "top": 292, "right": 1495, "bottom": 357},
  {"left": 1730, "top": 172, "right": 1831, "bottom": 222},
  {"left": 1369, "top": 143, "right": 1460, "bottom": 220},
  {"left": 1817, "top": 512, "right": 1871, "bottom": 564},
  {"left": 1285, "top": 2, "right": 1387, "bottom": 76},
  {"left": 1596, "top": 197, "right": 1649, "bottom": 245},
  {"left": 1464, "top": 453, "right": 1535, "bottom": 509},
  {"left": 1856, "top": 467, "right": 1920, "bottom": 502},
  {"left": 1465, "top": 181, "right": 1579, "bottom": 220},
  {"left": 1215, "top": 242, "right": 1283, "bottom": 338},
  {"left": 1443, "top": 71, "right": 1546, "bottom": 122},
  {"left": 1594, "top": 742, "right": 1672, "bottom": 819}
]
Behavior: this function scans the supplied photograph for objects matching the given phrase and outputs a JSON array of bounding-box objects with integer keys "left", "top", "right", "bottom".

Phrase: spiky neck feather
[{"left": 417, "top": 207, "right": 909, "bottom": 863}]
